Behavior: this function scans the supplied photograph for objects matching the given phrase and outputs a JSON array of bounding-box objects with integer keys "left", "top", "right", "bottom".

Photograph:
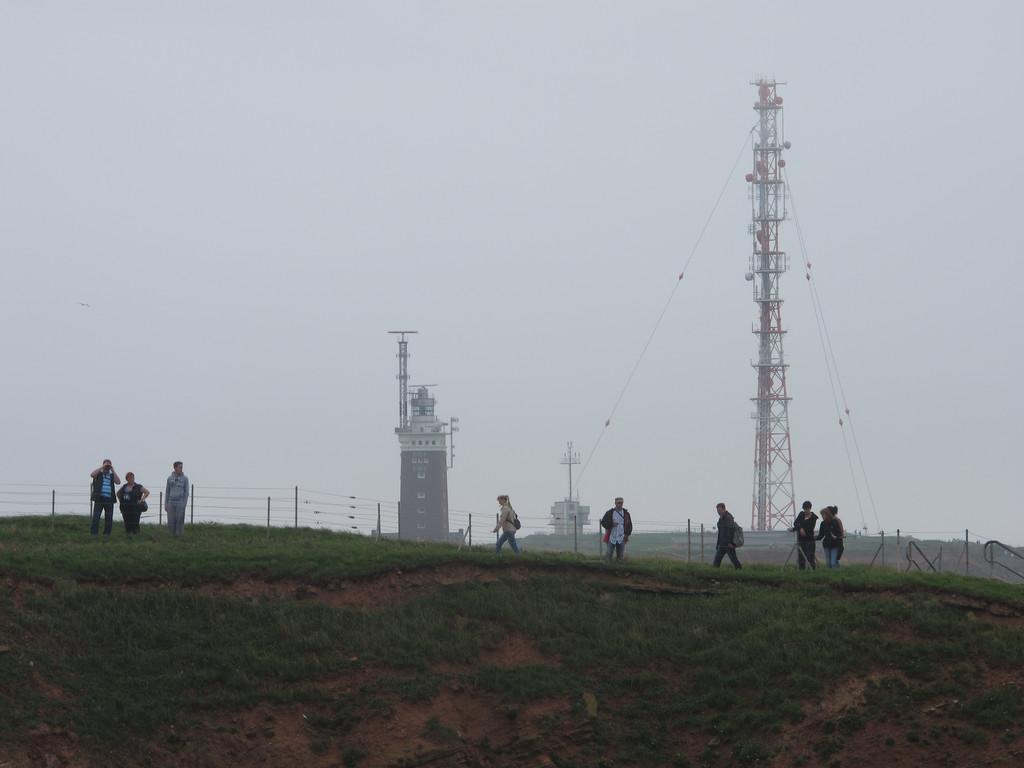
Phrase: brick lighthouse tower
[{"left": 390, "top": 332, "right": 451, "bottom": 541}]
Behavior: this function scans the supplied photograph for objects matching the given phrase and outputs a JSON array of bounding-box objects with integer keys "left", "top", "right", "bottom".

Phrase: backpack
[
  {"left": 732, "top": 524, "right": 745, "bottom": 548},
  {"left": 513, "top": 512, "right": 521, "bottom": 530}
]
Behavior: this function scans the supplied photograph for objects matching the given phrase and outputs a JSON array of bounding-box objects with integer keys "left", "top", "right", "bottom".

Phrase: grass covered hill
[{"left": 1, "top": 515, "right": 1023, "bottom": 767}]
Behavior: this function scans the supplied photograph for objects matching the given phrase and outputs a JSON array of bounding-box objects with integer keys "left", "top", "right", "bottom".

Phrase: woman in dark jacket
[
  {"left": 815, "top": 506, "right": 844, "bottom": 569},
  {"left": 116, "top": 472, "right": 150, "bottom": 535}
]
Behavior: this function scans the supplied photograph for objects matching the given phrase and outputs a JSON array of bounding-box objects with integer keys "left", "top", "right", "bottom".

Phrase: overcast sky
[{"left": 1, "top": 1, "right": 1021, "bottom": 544}]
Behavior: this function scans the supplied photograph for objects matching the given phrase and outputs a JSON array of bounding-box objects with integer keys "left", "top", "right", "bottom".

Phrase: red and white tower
[{"left": 746, "top": 79, "right": 796, "bottom": 531}]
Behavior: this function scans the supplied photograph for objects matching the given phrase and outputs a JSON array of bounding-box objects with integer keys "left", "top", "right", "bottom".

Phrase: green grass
[{"left": 2, "top": 515, "right": 1024, "bottom": 766}]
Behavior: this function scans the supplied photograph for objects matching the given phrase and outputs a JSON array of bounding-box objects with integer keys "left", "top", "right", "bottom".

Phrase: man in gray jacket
[{"left": 164, "top": 461, "right": 189, "bottom": 535}]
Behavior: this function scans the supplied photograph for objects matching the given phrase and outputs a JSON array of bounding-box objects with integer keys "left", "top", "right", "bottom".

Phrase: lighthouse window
[
  {"left": 417, "top": 507, "right": 425, "bottom": 513},
  {"left": 417, "top": 522, "right": 426, "bottom": 529},
  {"left": 417, "top": 471, "right": 426, "bottom": 479},
  {"left": 417, "top": 492, "right": 425, "bottom": 499}
]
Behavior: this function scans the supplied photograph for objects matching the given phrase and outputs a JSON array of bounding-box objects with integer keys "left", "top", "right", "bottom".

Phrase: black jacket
[
  {"left": 793, "top": 512, "right": 818, "bottom": 542},
  {"left": 600, "top": 507, "right": 633, "bottom": 537},
  {"left": 91, "top": 471, "right": 117, "bottom": 501},
  {"left": 117, "top": 484, "right": 146, "bottom": 513},
  {"left": 716, "top": 511, "right": 738, "bottom": 548},
  {"left": 816, "top": 518, "right": 843, "bottom": 549}
]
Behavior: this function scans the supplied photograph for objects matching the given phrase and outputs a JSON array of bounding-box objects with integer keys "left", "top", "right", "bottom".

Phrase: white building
[{"left": 549, "top": 499, "right": 590, "bottom": 535}]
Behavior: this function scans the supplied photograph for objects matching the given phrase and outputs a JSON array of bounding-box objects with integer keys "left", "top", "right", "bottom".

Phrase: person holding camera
[
  {"left": 89, "top": 459, "right": 121, "bottom": 535},
  {"left": 116, "top": 472, "right": 150, "bottom": 535}
]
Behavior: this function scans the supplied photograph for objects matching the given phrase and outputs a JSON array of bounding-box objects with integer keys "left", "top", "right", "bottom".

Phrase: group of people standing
[
  {"left": 791, "top": 500, "right": 846, "bottom": 570},
  {"left": 89, "top": 459, "right": 190, "bottom": 536}
]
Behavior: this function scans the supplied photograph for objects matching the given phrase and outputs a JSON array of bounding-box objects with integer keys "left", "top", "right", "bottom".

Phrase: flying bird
[{"left": 78, "top": 302, "right": 91, "bottom": 307}]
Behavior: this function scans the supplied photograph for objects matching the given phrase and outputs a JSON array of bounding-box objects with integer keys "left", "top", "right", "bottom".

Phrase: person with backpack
[
  {"left": 713, "top": 502, "right": 742, "bottom": 569},
  {"left": 89, "top": 459, "right": 121, "bottom": 535},
  {"left": 600, "top": 497, "right": 632, "bottom": 564},
  {"left": 492, "top": 494, "right": 520, "bottom": 554}
]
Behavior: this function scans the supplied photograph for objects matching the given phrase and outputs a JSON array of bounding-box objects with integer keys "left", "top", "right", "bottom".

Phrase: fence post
[
  {"left": 469, "top": 513, "right": 472, "bottom": 547},
  {"left": 190, "top": 484, "right": 194, "bottom": 525},
  {"left": 377, "top": 503, "right": 382, "bottom": 541},
  {"left": 51, "top": 489, "right": 55, "bottom": 531},
  {"left": 687, "top": 519, "right": 691, "bottom": 564},
  {"left": 573, "top": 514, "right": 578, "bottom": 556},
  {"left": 965, "top": 529, "right": 969, "bottom": 576},
  {"left": 700, "top": 524, "right": 705, "bottom": 564},
  {"left": 396, "top": 501, "right": 401, "bottom": 541},
  {"left": 266, "top": 497, "right": 271, "bottom": 540},
  {"left": 897, "top": 529, "right": 901, "bottom": 572}
]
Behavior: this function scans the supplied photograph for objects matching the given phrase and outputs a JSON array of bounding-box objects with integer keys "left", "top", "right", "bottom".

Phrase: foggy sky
[{"left": 1, "top": 1, "right": 1021, "bottom": 544}]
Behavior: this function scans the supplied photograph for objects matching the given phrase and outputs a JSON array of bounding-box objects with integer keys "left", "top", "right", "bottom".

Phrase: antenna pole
[
  {"left": 747, "top": 80, "right": 796, "bottom": 531},
  {"left": 388, "top": 331, "right": 417, "bottom": 431},
  {"left": 560, "top": 442, "right": 580, "bottom": 502}
]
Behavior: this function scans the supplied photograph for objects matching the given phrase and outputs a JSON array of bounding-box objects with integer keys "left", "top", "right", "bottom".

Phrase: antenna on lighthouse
[{"left": 388, "top": 330, "right": 417, "bottom": 431}]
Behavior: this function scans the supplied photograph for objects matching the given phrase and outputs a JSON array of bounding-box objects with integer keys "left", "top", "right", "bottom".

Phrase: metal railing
[
  {"left": 905, "top": 540, "right": 939, "bottom": 573},
  {"left": 983, "top": 540, "right": 1024, "bottom": 581}
]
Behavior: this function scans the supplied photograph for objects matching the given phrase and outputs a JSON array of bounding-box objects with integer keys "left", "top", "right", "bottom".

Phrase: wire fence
[
  {"left": 1, "top": 483, "right": 1021, "bottom": 582},
  {"left": 0, "top": 483, "right": 401, "bottom": 536}
]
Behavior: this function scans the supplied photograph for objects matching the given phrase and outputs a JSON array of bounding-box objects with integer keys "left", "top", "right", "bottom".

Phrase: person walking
[
  {"left": 116, "top": 472, "right": 150, "bottom": 535},
  {"left": 791, "top": 500, "right": 818, "bottom": 570},
  {"left": 600, "top": 497, "right": 632, "bottom": 564},
  {"left": 164, "top": 461, "right": 189, "bottom": 535},
  {"left": 89, "top": 460, "right": 121, "bottom": 535},
  {"left": 492, "top": 494, "right": 520, "bottom": 554},
  {"left": 712, "top": 502, "right": 742, "bottom": 569}
]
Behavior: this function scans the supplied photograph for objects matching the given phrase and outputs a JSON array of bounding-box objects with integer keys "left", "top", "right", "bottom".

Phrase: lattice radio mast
[
  {"left": 745, "top": 79, "right": 796, "bottom": 531},
  {"left": 388, "top": 330, "right": 417, "bottom": 430}
]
